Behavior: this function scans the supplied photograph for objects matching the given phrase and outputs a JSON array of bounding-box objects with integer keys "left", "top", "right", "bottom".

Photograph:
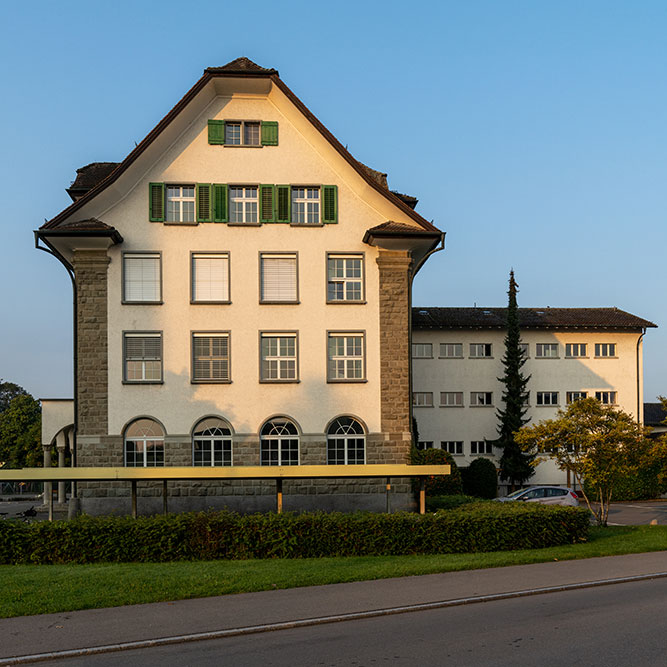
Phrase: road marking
[{"left": 2, "top": 571, "right": 667, "bottom": 665}]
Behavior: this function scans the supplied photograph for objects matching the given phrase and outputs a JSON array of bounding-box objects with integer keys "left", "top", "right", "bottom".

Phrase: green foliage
[
  {"left": 495, "top": 271, "right": 534, "bottom": 486},
  {"left": 0, "top": 393, "right": 42, "bottom": 468},
  {"left": 0, "top": 380, "right": 27, "bottom": 415},
  {"left": 410, "top": 446, "right": 463, "bottom": 495},
  {"left": 425, "top": 495, "right": 480, "bottom": 511},
  {"left": 0, "top": 506, "right": 590, "bottom": 565},
  {"left": 462, "top": 458, "right": 499, "bottom": 499},
  {"left": 585, "top": 466, "right": 660, "bottom": 501}
]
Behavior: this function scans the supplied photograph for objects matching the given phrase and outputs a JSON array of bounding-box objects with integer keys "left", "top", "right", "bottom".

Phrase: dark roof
[
  {"left": 55, "top": 218, "right": 117, "bottom": 232},
  {"left": 644, "top": 403, "right": 667, "bottom": 427},
  {"left": 357, "top": 162, "right": 388, "bottom": 189},
  {"left": 412, "top": 307, "right": 657, "bottom": 330},
  {"left": 366, "top": 221, "right": 440, "bottom": 236},
  {"left": 40, "top": 58, "right": 439, "bottom": 235},
  {"left": 391, "top": 191, "right": 418, "bottom": 209},
  {"left": 66, "top": 162, "right": 119, "bottom": 201}
]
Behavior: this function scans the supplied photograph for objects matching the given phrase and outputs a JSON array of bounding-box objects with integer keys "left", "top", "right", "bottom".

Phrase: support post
[
  {"left": 48, "top": 484, "right": 54, "bottom": 522},
  {"left": 42, "top": 445, "right": 52, "bottom": 509},
  {"left": 162, "top": 480, "right": 168, "bottom": 515},
  {"left": 57, "top": 445, "right": 66, "bottom": 504},
  {"left": 385, "top": 477, "right": 391, "bottom": 513},
  {"left": 419, "top": 477, "right": 426, "bottom": 515},
  {"left": 276, "top": 478, "right": 283, "bottom": 514},
  {"left": 131, "top": 480, "right": 137, "bottom": 518}
]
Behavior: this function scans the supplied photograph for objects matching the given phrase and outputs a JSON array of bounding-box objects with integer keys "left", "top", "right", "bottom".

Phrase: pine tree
[{"left": 495, "top": 270, "right": 534, "bottom": 488}]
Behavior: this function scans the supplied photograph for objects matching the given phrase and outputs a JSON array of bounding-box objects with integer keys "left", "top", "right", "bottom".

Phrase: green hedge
[
  {"left": 0, "top": 505, "right": 590, "bottom": 565},
  {"left": 425, "top": 494, "right": 481, "bottom": 511},
  {"left": 461, "top": 458, "right": 499, "bottom": 499}
]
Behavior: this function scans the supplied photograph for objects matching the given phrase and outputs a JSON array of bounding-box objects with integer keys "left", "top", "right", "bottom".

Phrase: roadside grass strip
[{"left": 1, "top": 525, "right": 666, "bottom": 618}]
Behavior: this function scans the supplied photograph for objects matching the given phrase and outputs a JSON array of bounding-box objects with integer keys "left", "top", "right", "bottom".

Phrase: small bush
[
  {"left": 0, "top": 505, "right": 589, "bottom": 565},
  {"left": 410, "top": 446, "right": 463, "bottom": 495},
  {"left": 461, "top": 458, "right": 499, "bottom": 499}
]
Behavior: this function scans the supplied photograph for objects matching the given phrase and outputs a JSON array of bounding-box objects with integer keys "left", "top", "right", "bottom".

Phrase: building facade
[
  {"left": 411, "top": 307, "right": 656, "bottom": 487},
  {"left": 36, "top": 58, "right": 443, "bottom": 513}
]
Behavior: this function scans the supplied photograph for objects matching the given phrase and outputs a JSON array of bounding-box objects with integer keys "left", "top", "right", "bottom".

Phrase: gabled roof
[
  {"left": 365, "top": 221, "right": 440, "bottom": 237},
  {"left": 66, "top": 162, "right": 120, "bottom": 201},
  {"left": 40, "top": 58, "right": 439, "bottom": 235},
  {"left": 412, "top": 307, "right": 657, "bottom": 330}
]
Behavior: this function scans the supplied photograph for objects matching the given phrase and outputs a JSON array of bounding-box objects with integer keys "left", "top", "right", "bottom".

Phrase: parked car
[{"left": 497, "top": 486, "right": 580, "bottom": 507}]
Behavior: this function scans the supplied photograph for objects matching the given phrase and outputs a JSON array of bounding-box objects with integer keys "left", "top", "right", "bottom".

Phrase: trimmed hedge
[
  {"left": 410, "top": 446, "right": 463, "bottom": 495},
  {"left": 461, "top": 458, "right": 499, "bottom": 499},
  {"left": 0, "top": 505, "right": 590, "bottom": 565}
]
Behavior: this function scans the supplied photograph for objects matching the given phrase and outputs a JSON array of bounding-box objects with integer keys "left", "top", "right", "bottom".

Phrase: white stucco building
[{"left": 411, "top": 307, "right": 656, "bottom": 487}]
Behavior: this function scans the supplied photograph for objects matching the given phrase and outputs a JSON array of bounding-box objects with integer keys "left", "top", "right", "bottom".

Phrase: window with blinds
[
  {"left": 124, "top": 333, "right": 162, "bottom": 382},
  {"left": 123, "top": 254, "right": 161, "bottom": 303},
  {"left": 192, "top": 333, "right": 230, "bottom": 382},
  {"left": 260, "top": 253, "right": 298, "bottom": 303},
  {"left": 191, "top": 253, "right": 229, "bottom": 303}
]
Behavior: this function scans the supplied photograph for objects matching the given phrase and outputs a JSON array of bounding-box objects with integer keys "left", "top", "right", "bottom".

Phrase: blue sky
[{"left": 1, "top": 0, "right": 665, "bottom": 400}]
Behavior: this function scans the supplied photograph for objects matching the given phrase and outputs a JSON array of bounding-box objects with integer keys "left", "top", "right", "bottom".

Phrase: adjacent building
[{"left": 411, "top": 307, "right": 656, "bottom": 487}]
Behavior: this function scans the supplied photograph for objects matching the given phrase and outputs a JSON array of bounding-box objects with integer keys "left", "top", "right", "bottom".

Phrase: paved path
[{"left": 1, "top": 551, "right": 666, "bottom": 662}]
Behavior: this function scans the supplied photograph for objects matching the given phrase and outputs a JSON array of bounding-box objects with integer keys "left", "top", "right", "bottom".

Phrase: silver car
[{"left": 497, "top": 486, "right": 580, "bottom": 506}]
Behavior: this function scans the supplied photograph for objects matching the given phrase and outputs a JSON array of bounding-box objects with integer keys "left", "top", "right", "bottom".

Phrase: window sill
[
  {"left": 470, "top": 405, "right": 494, "bottom": 408},
  {"left": 439, "top": 405, "right": 464, "bottom": 408},
  {"left": 535, "top": 357, "right": 560, "bottom": 360},
  {"left": 565, "top": 356, "right": 589, "bottom": 360},
  {"left": 122, "top": 381, "right": 164, "bottom": 385},
  {"left": 290, "top": 223, "right": 325, "bottom": 227},
  {"left": 122, "top": 301, "right": 164, "bottom": 306},
  {"left": 327, "top": 379, "right": 368, "bottom": 384},
  {"left": 260, "top": 301, "right": 300, "bottom": 305},
  {"left": 536, "top": 404, "right": 560, "bottom": 408},
  {"left": 191, "top": 380, "right": 232, "bottom": 385},
  {"left": 468, "top": 357, "right": 494, "bottom": 360},
  {"left": 221, "top": 144, "right": 263, "bottom": 148},
  {"left": 438, "top": 356, "right": 464, "bottom": 360},
  {"left": 413, "top": 405, "right": 434, "bottom": 408},
  {"left": 227, "top": 222, "right": 262, "bottom": 227},
  {"left": 327, "top": 300, "right": 367, "bottom": 305},
  {"left": 259, "top": 379, "right": 300, "bottom": 384},
  {"left": 594, "top": 357, "right": 619, "bottom": 360},
  {"left": 163, "top": 221, "right": 198, "bottom": 226},
  {"left": 190, "top": 300, "right": 232, "bottom": 305}
]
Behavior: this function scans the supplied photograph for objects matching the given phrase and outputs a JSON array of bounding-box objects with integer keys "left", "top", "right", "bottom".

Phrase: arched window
[
  {"left": 192, "top": 417, "right": 232, "bottom": 466},
  {"left": 327, "top": 417, "right": 365, "bottom": 465},
  {"left": 124, "top": 418, "right": 164, "bottom": 467},
  {"left": 260, "top": 418, "right": 299, "bottom": 466}
]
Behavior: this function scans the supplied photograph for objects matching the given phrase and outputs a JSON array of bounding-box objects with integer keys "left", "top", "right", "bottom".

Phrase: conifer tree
[{"left": 495, "top": 270, "right": 534, "bottom": 488}]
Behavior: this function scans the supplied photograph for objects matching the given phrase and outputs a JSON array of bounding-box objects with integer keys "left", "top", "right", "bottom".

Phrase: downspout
[
  {"left": 636, "top": 328, "right": 646, "bottom": 424},
  {"left": 34, "top": 231, "right": 78, "bottom": 497},
  {"left": 408, "top": 232, "right": 446, "bottom": 446}
]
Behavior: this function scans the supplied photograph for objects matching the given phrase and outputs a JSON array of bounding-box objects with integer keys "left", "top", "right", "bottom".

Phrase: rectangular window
[
  {"left": 413, "top": 392, "right": 434, "bottom": 407},
  {"left": 440, "top": 343, "right": 463, "bottom": 358},
  {"left": 261, "top": 333, "right": 297, "bottom": 381},
  {"left": 536, "top": 392, "right": 559, "bottom": 406},
  {"left": 470, "top": 343, "right": 492, "bottom": 358},
  {"left": 412, "top": 343, "right": 433, "bottom": 359},
  {"left": 471, "top": 392, "right": 493, "bottom": 406},
  {"left": 224, "top": 120, "right": 260, "bottom": 146},
  {"left": 567, "top": 391, "right": 588, "bottom": 404},
  {"left": 519, "top": 343, "right": 529, "bottom": 357},
  {"left": 442, "top": 441, "right": 463, "bottom": 455},
  {"left": 291, "top": 187, "right": 320, "bottom": 224},
  {"left": 327, "top": 254, "right": 363, "bottom": 302},
  {"left": 229, "top": 186, "right": 258, "bottom": 223},
  {"left": 124, "top": 333, "right": 162, "bottom": 382},
  {"left": 328, "top": 333, "right": 365, "bottom": 381},
  {"left": 418, "top": 441, "right": 434, "bottom": 449},
  {"left": 440, "top": 391, "right": 463, "bottom": 407},
  {"left": 536, "top": 343, "right": 559, "bottom": 358},
  {"left": 471, "top": 441, "right": 494, "bottom": 455},
  {"left": 191, "top": 253, "right": 229, "bottom": 303},
  {"left": 123, "top": 253, "right": 161, "bottom": 303},
  {"left": 192, "top": 333, "right": 230, "bottom": 382},
  {"left": 566, "top": 343, "right": 587, "bottom": 358},
  {"left": 595, "top": 343, "right": 616, "bottom": 357},
  {"left": 166, "top": 185, "right": 195, "bottom": 223},
  {"left": 595, "top": 391, "right": 617, "bottom": 404},
  {"left": 260, "top": 253, "right": 298, "bottom": 303}
]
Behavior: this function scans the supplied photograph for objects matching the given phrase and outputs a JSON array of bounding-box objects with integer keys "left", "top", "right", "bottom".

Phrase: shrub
[
  {"left": 461, "top": 458, "right": 499, "bottom": 499},
  {"left": 584, "top": 465, "right": 661, "bottom": 501},
  {"left": 0, "top": 506, "right": 590, "bottom": 565},
  {"left": 426, "top": 494, "right": 480, "bottom": 511},
  {"left": 410, "top": 446, "right": 463, "bottom": 495}
]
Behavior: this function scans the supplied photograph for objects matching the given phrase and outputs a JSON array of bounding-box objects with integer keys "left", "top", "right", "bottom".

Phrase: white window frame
[
  {"left": 440, "top": 391, "right": 463, "bottom": 407},
  {"left": 192, "top": 418, "right": 233, "bottom": 467},
  {"left": 327, "top": 254, "right": 364, "bottom": 303},
  {"left": 440, "top": 343, "right": 463, "bottom": 358},
  {"left": 166, "top": 185, "right": 195, "bottom": 223},
  {"left": 413, "top": 392, "right": 434, "bottom": 407},
  {"left": 192, "top": 332, "right": 230, "bottom": 383},
  {"left": 123, "top": 333, "right": 162, "bottom": 383},
  {"left": 469, "top": 343, "right": 492, "bottom": 358},
  {"left": 536, "top": 343, "right": 559, "bottom": 358},
  {"left": 536, "top": 391, "right": 559, "bottom": 406},
  {"left": 595, "top": 343, "right": 617, "bottom": 358},
  {"left": 566, "top": 391, "right": 588, "bottom": 404},
  {"left": 123, "top": 253, "right": 161, "bottom": 304},
  {"left": 229, "top": 186, "right": 259, "bottom": 223},
  {"left": 327, "top": 332, "right": 365, "bottom": 382},
  {"left": 260, "top": 333, "right": 298, "bottom": 382},
  {"left": 291, "top": 187, "right": 320, "bottom": 224},
  {"left": 470, "top": 392, "right": 493, "bottom": 406},
  {"left": 412, "top": 343, "right": 433, "bottom": 359},
  {"left": 442, "top": 441, "right": 463, "bottom": 455},
  {"left": 595, "top": 391, "right": 617, "bottom": 405},
  {"left": 326, "top": 417, "right": 366, "bottom": 465},
  {"left": 260, "top": 253, "right": 298, "bottom": 303},
  {"left": 565, "top": 343, "right": 587, "bottom": 358},
  {"left": 124, "top": 418, "right": 165, "bottom": 467},
  {"left": 471, "top": 441, "right": 494, "bottom": 455},
  {"left": 191, "top": 252, "right": 230, "bottom": 303},
  {"left": 260, "top": 418, "right": 299, "bottom": 466}
]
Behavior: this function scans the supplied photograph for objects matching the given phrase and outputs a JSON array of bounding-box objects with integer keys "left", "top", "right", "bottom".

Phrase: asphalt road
[{"left": 43, "top": 577, "right": 667, "bottom": 666}]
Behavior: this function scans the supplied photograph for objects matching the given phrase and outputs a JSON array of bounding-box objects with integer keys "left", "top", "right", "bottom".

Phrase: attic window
[
  {"left": 482, "top": 310, "right": 492, "bottom": 315},
  {"left": 208, "top": 120, "right": 279, "bottom": 146}
]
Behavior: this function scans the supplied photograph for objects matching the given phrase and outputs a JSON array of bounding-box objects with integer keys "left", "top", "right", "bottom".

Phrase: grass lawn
[{"left": 2, "top": 525, "right": 666, "bottom": 619}]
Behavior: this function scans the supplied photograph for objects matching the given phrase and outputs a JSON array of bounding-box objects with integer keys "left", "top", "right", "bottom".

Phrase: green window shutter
[
  {"left": 208, "top": 120, "right": 225, "bottom": 145},
  {"left": 322, "top": 185, "right": 338, "bottom": 223},
  {"left": 197, "top": 184, "right": 212, "bottom": 222},
  {"left": 213, "top": 184, "right": 228, "bottom": 223},
  {"left": 260, "top": 185, "right": 275, "bottom": 223},
  {"left": 261, "top": 121, "right": 279, "bottom": 146},
  {"left": 276, "top": 185, "right": 291, "bottom": 223},
  {"left": 149, "top": 183, "right": 164, "bottom": 222}
]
